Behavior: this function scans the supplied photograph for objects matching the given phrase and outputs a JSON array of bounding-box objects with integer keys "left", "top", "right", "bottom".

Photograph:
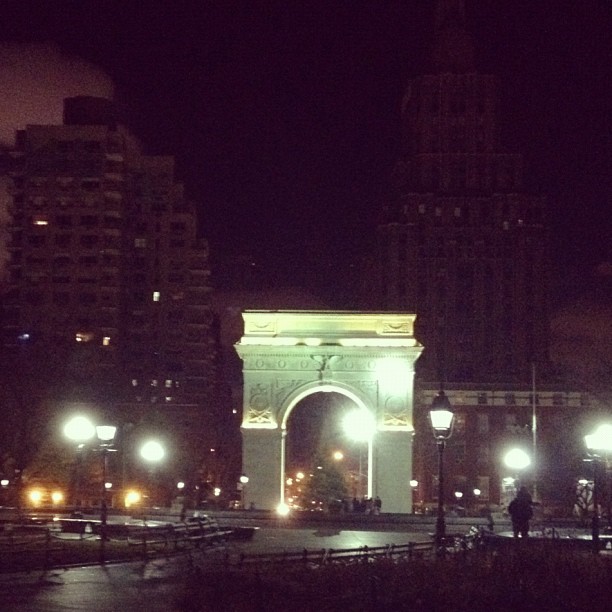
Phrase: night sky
[{"left": 1, "top": 1, "right": 610, "bottom": 304}]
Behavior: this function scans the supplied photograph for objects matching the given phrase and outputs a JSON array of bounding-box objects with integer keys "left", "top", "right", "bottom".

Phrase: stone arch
[{"left": 235, "top": 310, "right": 423, "bottom": 513}]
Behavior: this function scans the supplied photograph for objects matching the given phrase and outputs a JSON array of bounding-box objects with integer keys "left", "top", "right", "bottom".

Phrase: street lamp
[
  {"left": 503, "top": 448, "right": 531, "bottom": 497},
  {"left": 584, "top": 424, "right": 612, "bottom": 553},
  {"left": 239, "top": 474, "right": 249, "bottom": 509},
  {"left": 342, "top": 409, "right": 376, "bottom": 499},
  {"left": 140, "top": 439, "right": 165, "bottom": 509},
  {"left": 429, "top": 390, "right": 454, "bottom": 557},
  {"left": 63, "top": 415, "right": 96, "bottom": 510},
  {"left": 96, "top": 425, "right": 117, "bottom": 555},
  {"left": 410, "top": 479, "right": 419, "bottom": 514},
  {"left": 64, "top": 415, "right": 96, "bottom": 443}
]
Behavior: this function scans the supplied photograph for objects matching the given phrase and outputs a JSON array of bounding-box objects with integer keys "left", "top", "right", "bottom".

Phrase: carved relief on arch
[
  {"left": 380, "top": 319, "right": 413, "bottom": 335},
  {"left": 245, "top": 383, "right": 275, "bottom": 425},
  {"left": 274, "top": 379, "right": 301, "bottom": 407},
  {"left": 311, "top": 355, "right": 342, "bottom": 382},
  {"left": 353, "top": 380, "right": 378, "bottom": 404},
  {"left": 382, "top": 411, "right": 410, "bottom": 428},
  {"left": 382, "top": 395, "right": 410, "bottom": 428}
]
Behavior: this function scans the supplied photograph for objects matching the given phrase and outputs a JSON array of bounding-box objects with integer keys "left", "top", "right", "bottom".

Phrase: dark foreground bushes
[{"left": 179, "top": 545, "right": 612, "bottom": 611}]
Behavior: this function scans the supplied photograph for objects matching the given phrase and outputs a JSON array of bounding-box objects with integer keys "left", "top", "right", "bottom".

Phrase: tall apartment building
[
  {"left": 364, "top": 2, "right": 594, "bottom": 510},
  {"left": 368, "top": 1, "right": 550, "bottom": 385},
  {"left": 1, "top": 97, "right": 215, "bottom": 457}
]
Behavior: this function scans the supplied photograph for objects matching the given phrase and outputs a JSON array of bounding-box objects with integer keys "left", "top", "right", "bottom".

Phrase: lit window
[
  {"left": 134, "top": 238, "right": 147, "bottom": 248},
  {"left": 153, "top": 291, "right": 160, "bottom": 302},
  {"left": 165, "top": 396, "right": 173, "bottom": 402},
  {"left": 165, "top": 379, "right": 172, "bottom": 388},
  {"left": 131, "top": 379, "right": 138, "bottom": 387},
  {"left": 151, "top": 379, "right": 158, "bottom": 387},
  {"left": 33, "top": 217, "right": 48, "bottom": 226},
  {"left": 76, "top": 332, "right": 94, "bottom": 343},
  {"left": 102, "top": 336, "right": 111, "bottom": 346}
]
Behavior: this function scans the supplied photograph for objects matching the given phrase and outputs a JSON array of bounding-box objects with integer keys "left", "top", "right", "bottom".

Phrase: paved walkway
[
  {"left": 0, "top": 526, "right": 433, "bottom": 611},
  {"left": 0, "top": 522, "right": 607, "bottom": 610}
]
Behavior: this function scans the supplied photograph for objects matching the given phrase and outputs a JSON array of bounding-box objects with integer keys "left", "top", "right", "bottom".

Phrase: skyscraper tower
[
  {"left": 370, "top": 1, "right": 550, "bottom": 385},
  {"left": 1, "top": 97, "right": 215, "bottom": 425}
]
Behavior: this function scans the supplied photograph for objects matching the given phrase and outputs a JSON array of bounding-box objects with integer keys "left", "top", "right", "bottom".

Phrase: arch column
[
  {"left": 241, "top": 427, "right": 284, "bottom": 511},
  {"left": 372, "top": 431, "right": 413, "bottom": 513}
]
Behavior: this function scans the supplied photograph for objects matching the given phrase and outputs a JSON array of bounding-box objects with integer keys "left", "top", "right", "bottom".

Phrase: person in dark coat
[{"left": 508, "top": 486, "right": 533, "bottom": 538}]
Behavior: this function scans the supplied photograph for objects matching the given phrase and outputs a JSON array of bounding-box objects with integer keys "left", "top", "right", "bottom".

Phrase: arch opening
[{"left": 284, "top": 390, "right": 376, "bottom": 512}]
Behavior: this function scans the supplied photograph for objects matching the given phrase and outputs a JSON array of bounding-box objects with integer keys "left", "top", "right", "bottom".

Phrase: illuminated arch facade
[{"left": 235, "top": 310, "right": 423, "bottom": 513}]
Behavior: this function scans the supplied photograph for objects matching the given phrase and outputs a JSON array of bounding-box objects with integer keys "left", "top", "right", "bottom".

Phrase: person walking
[{"left": 508, "top": 486, "right": 533, "bottom": 539}]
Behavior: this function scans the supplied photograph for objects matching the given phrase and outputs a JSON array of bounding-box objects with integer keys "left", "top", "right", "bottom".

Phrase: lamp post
[
  {"left": 96, "top": 425, "right": 117, "bottom": 562},
  {"left": 584, "top": 424, "right": 612, "bottom": 554},
  {"left": 503, "top": 448, "right": 531, "bottom": 504},
  {"left": 140, "top": 439, "right": 166, "bottom": 510},
  {"left": 342, "top": 409, "right": 376, "bottom": 500},
  {"left": 429, "top": 390, "right": 454, "bottom": 557},
  {"left": 63, "top": 415, "right": 96, "bottom": 510},
  {"left": 410, "top": 479, "right": 419, "bottom": 514},
  {"left": 239, "top": 474, "right": 249, "bottom": 509}
]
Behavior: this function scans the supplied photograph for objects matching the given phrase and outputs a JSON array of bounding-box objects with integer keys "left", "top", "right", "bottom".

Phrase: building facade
[
  {"left": 1, "top": 97, "right": 216, "bottom": 464},
  {"left": 365, "top": 2, "right": 593, "bottom": 511},
  {"left": 370, "top": 1, "right": 549, "bottom": 384}
]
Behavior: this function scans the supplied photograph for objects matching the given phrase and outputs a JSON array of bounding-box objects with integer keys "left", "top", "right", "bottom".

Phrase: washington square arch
[{"left": 235, "top": 311, "right": 423, "bottom": 514}]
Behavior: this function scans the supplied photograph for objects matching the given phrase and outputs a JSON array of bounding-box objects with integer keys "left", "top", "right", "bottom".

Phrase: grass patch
[
  {"left": 179, "top": 545, "right": 612, "bottom": 611},
  {"left": 0, "top": 532, "right": 192, "bottom": 571}
]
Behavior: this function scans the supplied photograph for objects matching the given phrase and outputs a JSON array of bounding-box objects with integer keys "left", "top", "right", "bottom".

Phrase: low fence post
[
  {"left": 44, "top": 529, "right": 51, "bottom": 570},
  {"left": 142, "top": 526, "right": 148, "bottom": 561}
]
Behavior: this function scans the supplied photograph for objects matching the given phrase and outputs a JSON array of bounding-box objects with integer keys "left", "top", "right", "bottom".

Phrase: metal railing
[
  {"left": 233, "top": 526, "right": 492, "bottom": 569},
  {"left": 0, "top": 517, "right": 233, "bottom": 572},
  {"left": 235, "top": 541, "right": 436, "bottom": 569}
]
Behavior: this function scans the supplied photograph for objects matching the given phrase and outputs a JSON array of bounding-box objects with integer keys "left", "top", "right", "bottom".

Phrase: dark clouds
[{"left": 0, "top": 43, "right": 113, "bottom": 145}]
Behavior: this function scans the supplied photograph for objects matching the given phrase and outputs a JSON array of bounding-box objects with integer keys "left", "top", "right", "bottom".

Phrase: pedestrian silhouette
[{"left": 508, "top": 486, "right": 533, "bottom": 538}]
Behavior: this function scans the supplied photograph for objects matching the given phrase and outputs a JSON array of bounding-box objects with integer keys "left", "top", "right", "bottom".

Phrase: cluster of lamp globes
[
  {"left": 63, "top": 415, "right": 165, "bottom": 463},
  {"left": 63, "top": 415, "right": 165, "bottom": 507}
]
